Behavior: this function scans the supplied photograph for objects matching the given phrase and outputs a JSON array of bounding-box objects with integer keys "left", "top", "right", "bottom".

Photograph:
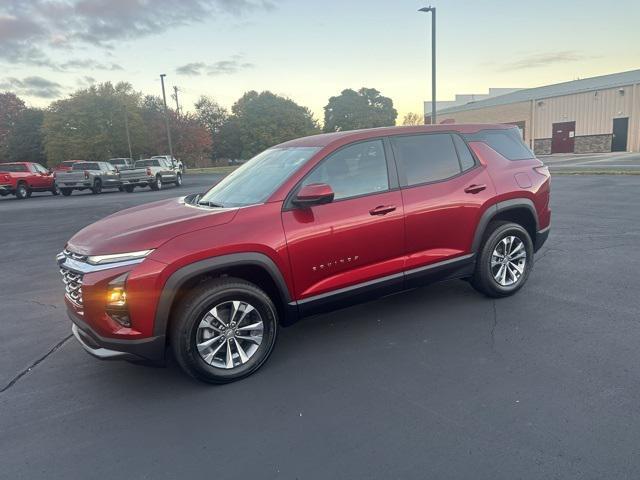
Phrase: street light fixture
[
  {"left": 419, "top": 6, "right": 436, "bottom": 125},
  {"left": 159, "top": 73, "right": 175, "bottom": 161}
]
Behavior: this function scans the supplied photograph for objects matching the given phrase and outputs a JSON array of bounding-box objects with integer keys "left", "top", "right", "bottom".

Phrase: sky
[{"left": 1, "top": 0, "right": 639, "bottom": 123}]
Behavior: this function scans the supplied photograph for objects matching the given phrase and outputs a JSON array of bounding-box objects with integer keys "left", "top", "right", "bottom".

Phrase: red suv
[
  {"left": 0, "top": 162, "right": 59, "bottom": 199},
  {"left": 58, "top": 125, "right": 550, "bottom": 383}
]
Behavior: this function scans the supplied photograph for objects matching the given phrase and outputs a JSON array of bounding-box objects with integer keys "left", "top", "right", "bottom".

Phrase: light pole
[
  {"left": 159, "top": 74, "right": 175, "bottom": 160},
  {"left": 419, "top": 6, "right": 436, "bottom": 125}
]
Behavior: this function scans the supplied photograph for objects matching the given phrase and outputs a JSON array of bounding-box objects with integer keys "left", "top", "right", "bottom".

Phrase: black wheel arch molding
[
  {"left": 153, "top": 252, "right": 296, "bottom": 337},
  {"left": 472, "top": 198, "right": 547, "bottom": 253}
]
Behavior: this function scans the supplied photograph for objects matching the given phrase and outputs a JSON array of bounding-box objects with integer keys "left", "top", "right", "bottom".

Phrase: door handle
[
  {"left": 369, "top": 205, "right": 396, "bottom": 216},
  {"left": 464, "top": 184, "right": 486, "bottom": 194}
]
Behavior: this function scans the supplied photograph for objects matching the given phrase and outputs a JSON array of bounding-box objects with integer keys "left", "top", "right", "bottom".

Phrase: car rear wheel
[
  {"left": 92, "top": 179, "right": 102, "bottom": 194},
  {"left": 123, "top": 185, "right": 135, "bottom": 193},
  {"left": 170, "top": 277, "right": 278, "bottom": 384},
  {"left": 61, "top": 188, "right": 72, "bottom": 196},
  {"left": 15, "top": 182, "right": 28, "bottom": 200},
  {"left": 175, "top": 173, "right": 182, "bottom": 187},
  {"left": 471, "top": 221, "right": 533, "bottom": 298},
  {"left": 150, "top": 175, "right": 162, "bottom": 191}
]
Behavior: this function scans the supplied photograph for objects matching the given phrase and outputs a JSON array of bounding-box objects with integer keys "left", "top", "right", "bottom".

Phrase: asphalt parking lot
[
  {"left": 544, "top": 151, "right": 640, "bottom": 172},
  {"left": 1, "top": 174, "right": 640, "bottom": 479}
]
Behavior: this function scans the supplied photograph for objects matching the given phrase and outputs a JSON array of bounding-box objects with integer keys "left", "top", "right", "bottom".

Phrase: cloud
[
  {"left": 0, "top": 76, "right": 63, "bottom": 98},
  {"left": 499, "top": 51, "right": 592, "bottom": 71},
  {"left": 176, "top": 56, "right": 254, "bottom": 76},
  {"left": 60, "top": 58, "right": 123, "bottom": 71},
  {"left": 0, "top": 1, "right": 276, "bottom": 67}
]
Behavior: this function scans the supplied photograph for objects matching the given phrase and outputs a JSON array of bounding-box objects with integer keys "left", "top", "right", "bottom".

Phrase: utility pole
[
  {"left": 419, "top": 6, "right": 436, "bottom": 125},
  {"left": 123, "top": 105, "right": 133, "bottom": 160},
  {"left": 159, "top": 74, "right": 174, "bottom": 160},
  {"left": 173, "top": 85, "right": 180, "bottom": 116}
]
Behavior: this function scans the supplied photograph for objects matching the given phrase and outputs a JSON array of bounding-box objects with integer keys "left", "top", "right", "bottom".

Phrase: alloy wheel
[
  {"left": 196, "top": 300, "right": 264, "bottom": 369},
  {"left": 490, "top": 235, "right": 527, "bottom": 287}
]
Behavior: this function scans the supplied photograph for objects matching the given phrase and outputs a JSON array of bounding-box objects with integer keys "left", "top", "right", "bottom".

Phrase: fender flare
[
  {"left": 153, "top": 252, "right": 293, "bottom": 337},
  {"left": 471, "top": 199, "right": 539, "bottom": 253}
]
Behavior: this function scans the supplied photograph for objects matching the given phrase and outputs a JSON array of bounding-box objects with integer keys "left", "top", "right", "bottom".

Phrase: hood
[{"left": 67, "top": 197, "right": 238, "bottom": 256}]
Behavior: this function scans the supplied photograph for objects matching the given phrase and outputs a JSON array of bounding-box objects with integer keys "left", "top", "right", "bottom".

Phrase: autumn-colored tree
[
  {"left": 402, "top": 112, "right": 424, "bottom": 126},
  {"left": 0, "top": 92, "right": 26, "bottom": 160}
]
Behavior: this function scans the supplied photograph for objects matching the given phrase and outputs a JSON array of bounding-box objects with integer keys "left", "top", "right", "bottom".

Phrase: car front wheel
[
  {"left": 471, "top": 221, "right": 533, "bottom": 298},
  {"left": 170, "top": 278, "right": 278, "bottom": 384},
  {"left": 15, "top": 182, "right": 29, "bottom": 199}
]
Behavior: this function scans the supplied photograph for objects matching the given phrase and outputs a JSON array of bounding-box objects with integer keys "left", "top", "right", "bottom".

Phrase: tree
[
  {"left": 172, "top": 113, "right": 213, "bottom": 167},
  {"left": 43, "top": 82, "right": 146, "bottom": 163},
  {"left": 323, "top": 87, "right": 397, "bottom": 133},
  {"left": 402, "top": 112, "right": 424, "bottom": 126},
  {"left": 218, "top": 91, "right": 319, "bottom": 159},
  {"left": 7, "top": 108, "right": 47, "bottom": 164},
  {"left": 195, "top": 96, "right": 228, "bottom": 136},
  {"left": 0, "top": 92, "right": 26, "bottom": 159}
]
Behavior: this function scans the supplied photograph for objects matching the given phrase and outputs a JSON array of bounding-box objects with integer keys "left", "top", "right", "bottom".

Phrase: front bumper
[
  {"left": 69, "top": 309, "right": 166, "bottom": 363},
  {"left": 534, "top": 226, "right": 550, "bottom": 252}
]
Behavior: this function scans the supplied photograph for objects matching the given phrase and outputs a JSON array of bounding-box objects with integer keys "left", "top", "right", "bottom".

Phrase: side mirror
[{"left": 293, "top": 183, "right": 334, "bottom": 207}]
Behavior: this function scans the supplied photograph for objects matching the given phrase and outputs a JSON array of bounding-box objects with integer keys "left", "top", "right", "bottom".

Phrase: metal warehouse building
[{"left": 433, "top": 69, "right": 640, "bottom": 154}]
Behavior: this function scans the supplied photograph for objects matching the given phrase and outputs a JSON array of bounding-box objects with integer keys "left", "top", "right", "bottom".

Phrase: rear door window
[
  {"left": 463, "top": 128, "right": 534, "bottom": 160},
  {"left": 390, "top": 133, "right": 462, "bottom": 186},
  {"left": 0, "top": 164, "right": 28, "bottom": 172}
]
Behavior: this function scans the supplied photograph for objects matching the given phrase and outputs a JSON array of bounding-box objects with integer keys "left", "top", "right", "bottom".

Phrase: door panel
[
  {"left": 551, "top": 121, "right": 575, "bottom": 153},
  {"left": 282, "top": 191, "right": 405, "bottom": 300},
  {"left": 612, "top": 117, "right": 629, "bottom": 152},
  {"left": 401, "top": 166, "right": 496, "bottom": 271}
]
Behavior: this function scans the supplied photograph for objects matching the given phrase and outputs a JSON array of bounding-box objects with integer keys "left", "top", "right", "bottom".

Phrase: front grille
[
  {"left": 63, "top": 249, "right": 88, "bottom": 262},
  {"left": 60, "top": 266, "right": 84, "bottom": 307}
]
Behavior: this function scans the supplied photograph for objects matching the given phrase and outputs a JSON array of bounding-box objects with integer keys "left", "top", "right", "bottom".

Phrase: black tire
[
  {"left": 471, "top": 221, "right": 534, "bottom": 298},
  {"left": 92, "top": 179, "right": 102, "bottom": 195},
  {"left": 150, "top": 175, "right": 162, "bottom": 191},
  {"left": 15, "top": 182, "right": 28, "bottom": 200},
  {"left": 124, "top": 185, "right": 135, "bottom": 193},
  {"left": 61, "top": 188, "right": 72, "bottom": 196},
  {"left": 175, "top": 173, "right": 182, "bottom": 187},
  {"left": 170, "top": 277, "right": 279, "bottom": 384},
  {"left": 51, "top": 184, "right": 60, "bottom": 196}
]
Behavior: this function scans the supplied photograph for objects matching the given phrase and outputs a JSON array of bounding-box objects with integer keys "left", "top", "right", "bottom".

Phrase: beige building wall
[
  {"left": 440, "top": 101, "right": 532, "bottom": 144},
  {"left": 439, "top": 83, "right": 640, "bottom": 152}
]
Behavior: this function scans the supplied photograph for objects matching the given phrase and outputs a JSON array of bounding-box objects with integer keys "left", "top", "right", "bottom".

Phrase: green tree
[
  {"left": 7, "top": 108, "right": 47, "bottom": 164},
  {"left": 323, "top": 87, "right": 397, "bottom": 133},
  {"left": 0, "top": 92, "right": 26, "bottom": 160},
  {"left": 195, "top": 96, "right": 228, "bottom": 136},
  {"left": 219, "top": 91, "right": 319, "bottom": 159},
  {"left": 43, "top": 82, "right": 145, "bottom": 163}
]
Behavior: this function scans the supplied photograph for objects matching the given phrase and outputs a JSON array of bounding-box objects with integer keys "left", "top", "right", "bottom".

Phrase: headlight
[{"left": 87, "top": 249, "right": 153, "bottom": 265}]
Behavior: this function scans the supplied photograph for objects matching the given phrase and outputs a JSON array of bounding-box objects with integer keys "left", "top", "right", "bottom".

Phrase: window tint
[
  {"left": 135, "top": 159, "right": 161, "bottom": 168},
  {"left": 73, "top": 162, "right": 100, "bottom": 170},
  {"left": 34, "top": 163, "right": 49, "bottom": 173},
  {"left": 391, "top": 134, "right": 461, "bottom": 186},
  {"left": 452, "top": 135, "right": 476, "bottom": 171},
  {"left": 302, "top": 140, "right": 389, "bottom": 200},
  {"left": 0, "top": 163, "right": 28, "bottom": 172},
  {"left": 463, "top": 128, "right": 534, "bottom": 160}
]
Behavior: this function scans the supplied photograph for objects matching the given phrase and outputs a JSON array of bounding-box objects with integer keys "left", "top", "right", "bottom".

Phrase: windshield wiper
[{"left": 197, "top": 200, "right": 225, "bottom": 208}]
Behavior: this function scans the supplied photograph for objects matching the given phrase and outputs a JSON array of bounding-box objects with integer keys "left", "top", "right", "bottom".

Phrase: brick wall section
[
  {"left": 574, "top": 135, "right": 612, "bottom": 153},
  {"left": 534, "top": 139, "right": 551, "bottom": 155}
]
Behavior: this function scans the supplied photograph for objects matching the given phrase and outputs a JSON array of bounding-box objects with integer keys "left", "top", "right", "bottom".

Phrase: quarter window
[
  {"left": 302, "top": 139, "right": 389, "bottom": 200},
  {"left": 463, "top": 128, "right": 534, "bottom": 160},
  {"left": 391, "top": 133, "right": 462, "bottom": 186},
  {"left": 452, "top": 135, "right": 476, "bottom": 171}
]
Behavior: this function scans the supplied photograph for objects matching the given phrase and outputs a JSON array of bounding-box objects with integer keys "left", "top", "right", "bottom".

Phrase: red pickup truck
[
  {"left": 58, "top": 124, "right": 551, "bottom": 384},
  {"left": 0, "top": 162, "right": 59, "bottom": 199}
]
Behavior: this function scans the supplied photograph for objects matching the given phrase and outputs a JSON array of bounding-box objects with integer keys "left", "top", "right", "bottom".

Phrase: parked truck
[
  {"left": 0, "top": 162, "right": 58, "bottom": 199},
  {"left": 118, "top": 157, "right": 183, "bottom": 192},
  {"left": 56, "top": 161, "right": 121, "bottom": 196}
]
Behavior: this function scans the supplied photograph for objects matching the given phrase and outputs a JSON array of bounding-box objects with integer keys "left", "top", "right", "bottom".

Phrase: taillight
[
  {"left": 84, "top": 170, "right": 89, "bottom": 180},
  {"left": 146, "top": 167, "right": 152, "bottom": 176}
]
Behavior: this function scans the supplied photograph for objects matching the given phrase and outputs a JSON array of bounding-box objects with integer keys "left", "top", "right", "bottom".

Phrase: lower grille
[{"left": 60, "top": 267, "right": 84, "bottom": 306}]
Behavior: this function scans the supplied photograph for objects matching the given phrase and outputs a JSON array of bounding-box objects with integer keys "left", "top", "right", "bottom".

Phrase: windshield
[{"left": 198, "top": 147, "right": 319, "bottom": 208}]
